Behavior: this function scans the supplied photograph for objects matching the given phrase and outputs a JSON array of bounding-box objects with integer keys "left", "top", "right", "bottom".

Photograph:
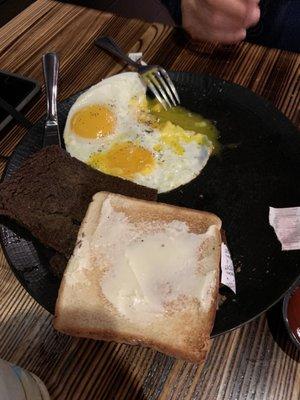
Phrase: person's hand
[{"left": 181, "top": 0, "right": 260, "bottom": 44}]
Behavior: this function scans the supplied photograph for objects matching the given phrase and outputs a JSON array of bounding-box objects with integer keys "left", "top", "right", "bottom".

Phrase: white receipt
[
  {"left": 269, "top": 207, "right": 300, "bottom": 250},
  {"left": 221, "top": 242, "right": 236, "bottom": 294}
]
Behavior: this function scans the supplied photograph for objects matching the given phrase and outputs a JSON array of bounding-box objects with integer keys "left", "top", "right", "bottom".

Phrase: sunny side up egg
[{"left": 63, "top": 72, "right": 213, "bottom": 193}]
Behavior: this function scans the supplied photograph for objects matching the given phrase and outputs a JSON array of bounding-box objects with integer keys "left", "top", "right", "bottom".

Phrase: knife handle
[{"left": 43, "top": 52, "right": 59, "bottom": 122}]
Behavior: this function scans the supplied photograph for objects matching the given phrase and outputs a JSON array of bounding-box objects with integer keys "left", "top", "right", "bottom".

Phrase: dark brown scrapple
[{"left": 0, "top": 145, "right": 157, "bottom": 260}]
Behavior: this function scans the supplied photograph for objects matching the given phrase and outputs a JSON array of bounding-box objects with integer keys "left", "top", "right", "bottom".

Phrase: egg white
[
  {"left": 64, "top": 72, "right": 146, "bottom": 161},
  {"left": 64, "top": 72, "right": 212, "bottom": 193}
]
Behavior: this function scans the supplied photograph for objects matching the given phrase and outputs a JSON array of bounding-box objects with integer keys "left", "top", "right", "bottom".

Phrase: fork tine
[
  {"left": 159, "top": 68, "right": 180, "bottom": 104},
  {"left": 148, "top": 72, "right": 172, "bottom": 109},
  {"left": 154, "top": 70, "right": 177, "bottom": 107},
  {"left": 143, "top": 75, "right": 168, "bottom": 110}
]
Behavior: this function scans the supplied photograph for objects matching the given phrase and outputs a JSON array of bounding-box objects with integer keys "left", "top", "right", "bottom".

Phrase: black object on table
[{"left": 0, "top": 70, "right": 40, "bottom": 134}]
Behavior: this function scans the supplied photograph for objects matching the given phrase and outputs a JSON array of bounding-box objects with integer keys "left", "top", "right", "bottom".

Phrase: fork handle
[{"left": 95, "top": 36, "right": 140, "bottom": 69}]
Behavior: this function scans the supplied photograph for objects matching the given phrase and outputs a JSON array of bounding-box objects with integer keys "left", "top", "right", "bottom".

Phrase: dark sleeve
[
  {"left": 247, "top": 0, "right": 300, "bottom": 53},
  {"left": 160, "top": 0, "right": 182, "bottom": 25}
]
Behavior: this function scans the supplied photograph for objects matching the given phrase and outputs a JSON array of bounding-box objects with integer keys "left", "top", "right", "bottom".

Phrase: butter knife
[{"left": 42, "top": 52, "right": 61, "bottom": 147}]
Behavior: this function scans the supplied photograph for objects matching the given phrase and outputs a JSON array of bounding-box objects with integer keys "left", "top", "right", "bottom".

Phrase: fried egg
[{"left": 64, "top": 72, "right": 213, "bottom": 193}]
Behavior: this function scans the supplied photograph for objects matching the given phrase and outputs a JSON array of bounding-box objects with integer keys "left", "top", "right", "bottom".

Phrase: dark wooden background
[
  {"left": 0, "top": 0, "right": 34, "bottom": 27},
  {"left": 0, "top": 0, "right": 173, "bottom": 28}
]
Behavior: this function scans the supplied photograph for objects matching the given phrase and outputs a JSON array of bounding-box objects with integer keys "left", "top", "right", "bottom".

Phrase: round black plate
[{"left": 1, "top": 72, "right": 300, "bottom": 337}]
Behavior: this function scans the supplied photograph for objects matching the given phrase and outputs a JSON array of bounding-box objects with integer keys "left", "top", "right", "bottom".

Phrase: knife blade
[{"left": 42, "top": 52, "right": 61, "bottom": 147}]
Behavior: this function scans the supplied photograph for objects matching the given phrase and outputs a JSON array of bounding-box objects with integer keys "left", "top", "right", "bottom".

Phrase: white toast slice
[{"left": 53, "top": 192, "right": 222, "bottom": 363}]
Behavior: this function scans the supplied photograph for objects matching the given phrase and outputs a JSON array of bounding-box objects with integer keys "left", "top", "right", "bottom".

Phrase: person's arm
[{"left": 161, "top": 0, "right": 260, "bottom": 44}]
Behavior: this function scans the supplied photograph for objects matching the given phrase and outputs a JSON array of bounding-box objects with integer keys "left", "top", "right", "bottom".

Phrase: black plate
[
  {"left": 1, "top": 72, "right": 300, "bottom": 337},
  {"left": 0, "top": 70, "right": 40, "bottom": 133}
]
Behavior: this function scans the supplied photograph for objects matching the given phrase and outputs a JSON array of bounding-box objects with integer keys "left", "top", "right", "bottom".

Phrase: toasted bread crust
[{"left": 53, "top": 324, "right": 211, "bottom": 363}]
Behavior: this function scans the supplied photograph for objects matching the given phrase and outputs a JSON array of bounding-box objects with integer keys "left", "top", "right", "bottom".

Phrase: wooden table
[{"left": 0, "top": 1, "right": 299, "bottom": 399}]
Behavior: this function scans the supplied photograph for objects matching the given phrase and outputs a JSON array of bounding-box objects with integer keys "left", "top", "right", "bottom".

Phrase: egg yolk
[
  {"left": 88, "top": 142, "right": 155, "bottom": 179},
  {"left": 71, "top": 104, "right": 115, "bottom": 139},
  {"left": 160, "top": 121, "right": 208, "bottom": 155},
  {"left": 137, "top": 97, "right": 220, "bottom": 154}
]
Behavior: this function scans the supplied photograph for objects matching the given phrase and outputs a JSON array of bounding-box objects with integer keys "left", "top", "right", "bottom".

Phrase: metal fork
[{"left": 95, "top": 36, "right": 180, "bottom": 110}]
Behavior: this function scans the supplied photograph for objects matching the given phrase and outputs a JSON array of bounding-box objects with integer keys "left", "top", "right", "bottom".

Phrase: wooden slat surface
[{"left": 0, "top": 1, "right": 299, "bottom": 399}]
